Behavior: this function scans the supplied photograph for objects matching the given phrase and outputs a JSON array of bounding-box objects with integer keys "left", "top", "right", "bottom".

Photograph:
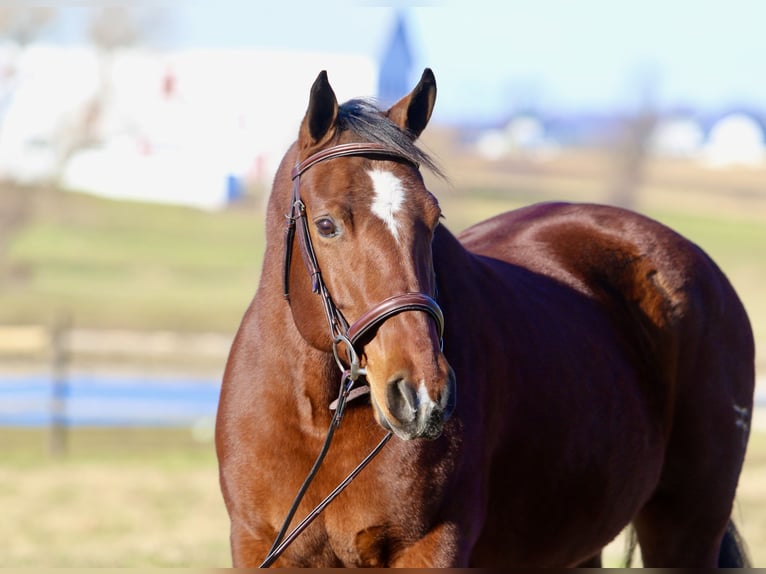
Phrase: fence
[{"left": 0, "top": 320, "right": 230, "bottom": 456}]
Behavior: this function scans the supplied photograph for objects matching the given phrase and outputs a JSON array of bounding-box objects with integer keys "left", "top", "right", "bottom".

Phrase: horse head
[{"left": 280, "top": 69, "right": 455, "bottom": 440}]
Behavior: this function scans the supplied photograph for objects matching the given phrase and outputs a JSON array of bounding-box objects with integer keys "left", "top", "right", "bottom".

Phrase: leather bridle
[
  {"left": 261, "top": 142, "right": 447, "bottom": 567},
  {"left": 283, "top": 141, "right": 445, "bottom": 381}
]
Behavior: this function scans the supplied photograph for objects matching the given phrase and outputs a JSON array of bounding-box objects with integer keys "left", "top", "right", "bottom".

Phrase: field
[
  {"left": 1, "top": 426, "right": 766, "bottom": 567},
  {"left": 0, "top": 184, "right": 263, "bottom": 334},
  {"left": 1, "top": 140, "right": 766, "bottom": 566},
  {"left": 0, "top": 427, "right": 229, "bottom": 567}
]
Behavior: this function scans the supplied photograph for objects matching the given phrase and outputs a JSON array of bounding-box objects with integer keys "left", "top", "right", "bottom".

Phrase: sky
[{"left": 24, "top": 0, "right": 766, "bottom": 124}]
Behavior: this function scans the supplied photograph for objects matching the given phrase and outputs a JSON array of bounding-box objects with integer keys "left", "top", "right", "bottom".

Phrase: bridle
[
  {"left": 283, "top": 141, "right": 445, "bottom": 380},
  {"left": 260, "top": 142, "right": 446, "bottom": 567}
]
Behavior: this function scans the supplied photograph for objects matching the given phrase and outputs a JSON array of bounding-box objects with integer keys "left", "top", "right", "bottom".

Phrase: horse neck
[
  {"left": 433, "top": 223, "right": 473, "bottom": 288},
  {"left": 248, "top": 251, "right": 339, "bottom": 428},
  {"left": 255, "top": 146, "right": 340, "bottom": 421}
]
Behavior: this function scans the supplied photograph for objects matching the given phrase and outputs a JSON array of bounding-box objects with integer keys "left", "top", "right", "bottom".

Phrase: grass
[
  {"left": 2, "top": 188, "right": 264, "bottom": 332},
  {"left": 3, "top": 182, "right": 765, "bottom": 331},
  {"left": 1, "top": 426, "right": 765, "bottom": 567},
  {"left": 0, "top": 427, "right": 229, "bottom": 567},
  {"left": 2, "top": 167, "right": 764, "bottom": 372}
]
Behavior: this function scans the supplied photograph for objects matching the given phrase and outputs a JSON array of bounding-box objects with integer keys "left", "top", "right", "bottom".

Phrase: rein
[{"left": 260, "top": 142, "right": 445, "bottom": 567}]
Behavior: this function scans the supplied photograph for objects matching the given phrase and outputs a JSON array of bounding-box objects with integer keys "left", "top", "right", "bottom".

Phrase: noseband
[{"left": 283, "top": 142, "right": 445, "bottom": 378}]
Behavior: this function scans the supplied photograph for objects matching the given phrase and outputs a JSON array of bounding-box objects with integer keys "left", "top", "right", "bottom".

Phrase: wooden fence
[{"left": 0, "top": 321, "right": 230, "bottom": 456}]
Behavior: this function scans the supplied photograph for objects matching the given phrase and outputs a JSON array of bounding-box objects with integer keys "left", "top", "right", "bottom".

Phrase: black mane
[{"left": 336, "top": 99, "right": 443, "bottom": 177}]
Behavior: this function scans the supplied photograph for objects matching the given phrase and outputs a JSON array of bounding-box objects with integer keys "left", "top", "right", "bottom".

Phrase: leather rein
[{"left": 260, "top": 142, "right": 445, "bottom": 567}]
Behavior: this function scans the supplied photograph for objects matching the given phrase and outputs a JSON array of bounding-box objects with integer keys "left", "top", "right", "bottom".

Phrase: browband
[{"left": 291, "top": 142, "right": 417, "bottom": 181}]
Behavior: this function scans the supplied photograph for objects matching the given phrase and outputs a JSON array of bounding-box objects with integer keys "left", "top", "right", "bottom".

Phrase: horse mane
[{"left": 336, "top": 99, "right": 444, "bottom": 179}]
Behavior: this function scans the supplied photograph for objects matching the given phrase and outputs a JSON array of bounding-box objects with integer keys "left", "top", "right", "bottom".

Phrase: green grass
[
  {"left": 2, "top": 188, "right": 264, "bottom": 332},
  {"left": 1, "top": 184, "right": 764, "bottom": 369}
]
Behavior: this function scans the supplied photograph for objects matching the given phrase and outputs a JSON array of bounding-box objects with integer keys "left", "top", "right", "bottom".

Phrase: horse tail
[{"left": 718, "top": 520, "right": 750, "bottom": 567}]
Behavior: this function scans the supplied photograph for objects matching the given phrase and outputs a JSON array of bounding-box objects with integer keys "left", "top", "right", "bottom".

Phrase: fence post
[{"left": 49, "top": 315, "right": 71, "bottom": 457}]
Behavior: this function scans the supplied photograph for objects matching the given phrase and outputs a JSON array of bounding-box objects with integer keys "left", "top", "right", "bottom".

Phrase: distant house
[
  {"left": 476, "top": 114, "right": 558, "bottom": 161},
  {"left": 650, "top": 116, "right": 705, "bottom": 158},
  {"left": 701, "top": 112, "right": 765, "bottom": 168},
  {"left": 0, "top": 44, "right": 377, "bottom": 209}
]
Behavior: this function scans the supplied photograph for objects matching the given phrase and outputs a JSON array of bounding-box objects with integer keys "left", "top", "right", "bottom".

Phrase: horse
[{"left": 215, "top": 68, "right": 755, "bottom": 567}]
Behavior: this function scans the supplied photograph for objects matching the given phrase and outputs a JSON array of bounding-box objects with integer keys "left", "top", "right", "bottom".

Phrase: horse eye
[{"left": 315, "top": 217, "right": 338, "bottom": 238}]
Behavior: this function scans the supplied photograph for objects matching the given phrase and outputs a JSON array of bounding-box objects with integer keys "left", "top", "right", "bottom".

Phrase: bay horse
[{"left": 216, "top": 68, "right": 755, "bottom": 567}]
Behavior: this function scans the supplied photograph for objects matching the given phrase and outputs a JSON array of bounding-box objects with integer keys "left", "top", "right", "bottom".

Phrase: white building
[
  {"left": 702, "top": 112, "right": 765, "bottom": 168},
  {"left": 476, "top": 114, "right": 558, "bottom": 161},
  {"left": 0, "top": 44, "right": 100, "bottom": 184},
  {"left": 650, "top": 117, "right": 705, "bottom": 159},
  {"left": 0, "top": 44, "right": 377, "bottom": 209}
]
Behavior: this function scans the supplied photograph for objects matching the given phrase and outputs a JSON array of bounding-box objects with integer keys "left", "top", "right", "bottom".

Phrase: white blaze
[
  {"left": 368, "top": 169, "right": 406, "bottom": 241},
  {"left": 417, "top": 381, "right": 437, "bottom": 410}
]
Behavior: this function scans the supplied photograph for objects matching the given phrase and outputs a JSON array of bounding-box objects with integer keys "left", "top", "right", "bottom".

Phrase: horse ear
[
  {"left": 300, "top": 70, "right": 338, "bottom": 148},
  {"left": 386, "top": 68, "right": 437, "bottom": 140}
]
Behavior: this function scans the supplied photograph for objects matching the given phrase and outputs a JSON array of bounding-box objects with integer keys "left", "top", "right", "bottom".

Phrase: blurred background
[{"left": 0, "top": 0, "right": 764, "bottom": 567}]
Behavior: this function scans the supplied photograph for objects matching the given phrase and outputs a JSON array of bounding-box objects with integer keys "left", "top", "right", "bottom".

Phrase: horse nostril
[
  {"left": 386, "top": 378, "right": 417, "bottom": 424},
  {"left": 443, "top": 366, "right": 457, "bottom": 418}
]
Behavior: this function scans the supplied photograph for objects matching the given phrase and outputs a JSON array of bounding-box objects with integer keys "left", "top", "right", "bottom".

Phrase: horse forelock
[
  {"left": 336, "top": 99, "right": 443, "bottom": 178},
  {"left": 269, "top": 99, "right": 442, "bottom": 226}
]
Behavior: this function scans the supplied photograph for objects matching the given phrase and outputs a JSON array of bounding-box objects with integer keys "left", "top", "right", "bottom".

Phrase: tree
[
  {"left": 0, "top": 6, "right": 54, "bottom": 46},
  {"left": 0, "top": 7, "right": 55, "bottom": 279},
  {"left": 51, "top": 6, "right": 163, "bottom": 174},
  {"left": 607, "top": 65, "right": 660, "bottom": 210},
  {"left": 88, "top": 5, "right": 144, "bottom": 52}
]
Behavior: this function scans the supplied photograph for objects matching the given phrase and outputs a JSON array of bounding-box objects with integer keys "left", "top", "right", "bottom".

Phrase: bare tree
[
  {"left": 51, "top": 6, "right": 163, "bottom": 174},
  {"left": 0, "top": 6, "right": 54, "bottom": 45},
  {"left": 608, "top": 110, "right": 657, "bottom": 210},
  {"left": 607, "top": 65, "right": 660, "bottom": 210},
  {"left": 0, "top": 7, "right": 55, "bottom": 280},
  {"left": 57, "top": 7, "right": 145, "bottom": 169},
  {"left": 88, "top": 6, "right": 144, "bottom": 52}
]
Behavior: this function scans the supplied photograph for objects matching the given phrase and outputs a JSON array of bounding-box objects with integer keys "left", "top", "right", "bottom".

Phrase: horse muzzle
[{"left": 373, "top": 364, "right": 456, "bottom": 440}]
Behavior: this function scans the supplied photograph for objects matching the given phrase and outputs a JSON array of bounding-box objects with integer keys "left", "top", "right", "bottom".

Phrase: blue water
[{"left": 0, "top": 372, "right": 221, "bottom": 427}]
